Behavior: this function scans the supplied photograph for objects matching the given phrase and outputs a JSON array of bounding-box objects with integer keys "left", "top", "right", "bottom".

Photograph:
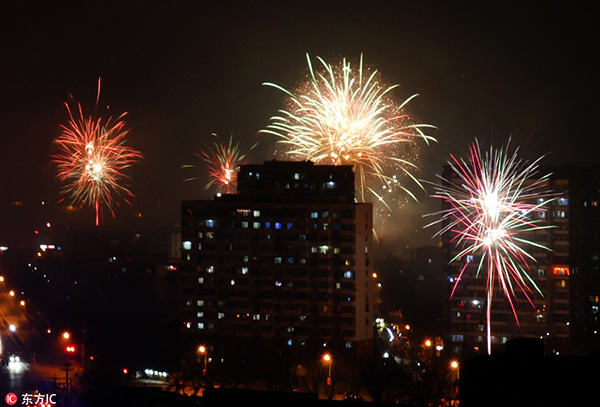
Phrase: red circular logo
[{"left": 5, "top": 393, "right": 18, "bottom": 405}]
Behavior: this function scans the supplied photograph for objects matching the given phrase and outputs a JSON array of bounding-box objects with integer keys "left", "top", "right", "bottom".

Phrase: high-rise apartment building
[
  {"left": 442, "top": 164, "right": 600, "bottom": 357},
  {"left": 179, "top": 161, "right": 374, "bottom": 366}
]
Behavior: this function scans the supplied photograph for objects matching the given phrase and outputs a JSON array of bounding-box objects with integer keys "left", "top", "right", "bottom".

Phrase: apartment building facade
[{"left": 179, "top": 161, "right": 375, "bottom": 366}]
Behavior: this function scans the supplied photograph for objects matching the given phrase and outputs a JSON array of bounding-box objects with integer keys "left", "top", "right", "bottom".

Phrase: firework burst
[
  {"left": 425, "top": 139, "right": 556, "bottom": 354},
  {"left": 53, "top": 85, "right": 142, "bottom": 226},
  {"left": 184, "top": 133, "right": 255, "bottom": 194},
  {"left": 261, "top": 53, "right": 436, "bottom": 209}
]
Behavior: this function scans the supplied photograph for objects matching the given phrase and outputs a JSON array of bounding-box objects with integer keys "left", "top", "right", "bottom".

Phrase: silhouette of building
[
  {"left": 179, "top": 161, "right": 375, "bottom": 367},
  {"left": 460, "top": 338, "right": 599, "bottom": 407}
]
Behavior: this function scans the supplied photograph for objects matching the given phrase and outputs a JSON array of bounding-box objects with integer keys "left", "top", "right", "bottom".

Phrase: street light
[
  {"left": 198, "top": 345, "right": 208, "bottom": 375},
  {"left": 450, "top": 360, "right": 460, "bottom": 406},
  {"left": 323, "top": 353, "right": 332, "bottom": 385}
]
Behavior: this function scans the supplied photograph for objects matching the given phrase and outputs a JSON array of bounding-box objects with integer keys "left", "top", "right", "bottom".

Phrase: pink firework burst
[{"left": 425, "top": 139, "right": 556, "bottom": 354}]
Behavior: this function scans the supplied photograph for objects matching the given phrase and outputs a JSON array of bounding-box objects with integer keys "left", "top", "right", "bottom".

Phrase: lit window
[
  {"left": 311, "top": 212, "right": 319, "bottom": 219},
  {"left": 182, "top": 241, "right": 192, "bottom": 250},
  {"left": 275, "top": 222, "right": 282, "bottom": 230},
  {"left": 205, "top": 219, "right": 215, "bottom": 227},
  {"left": 553, "top": 266, "right": 570, "bottom": 276},
  {"left": 319, "top": 245, "right": 330, "bottom": 254},
  {"left": 253, "top": 210, "right": 261, "bottom": 217},
  {"left": 344, "top": 271, "right": 353, "bottom": 278},
  {"left": 287, "top": 222, "right": 293, "bottom": 229},
  {"left": 253, "top": 222, "right": 260, "bottom": 229}
]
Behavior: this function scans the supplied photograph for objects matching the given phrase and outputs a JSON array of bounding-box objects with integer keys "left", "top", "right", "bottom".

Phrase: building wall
[{"left": 179, "top": 161, "right": 375, "bottom": 364}]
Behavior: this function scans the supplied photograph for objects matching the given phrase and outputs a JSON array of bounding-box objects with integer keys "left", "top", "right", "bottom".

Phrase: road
[{"left": 0, "top": 291, "right": 74, "bottom": 400}]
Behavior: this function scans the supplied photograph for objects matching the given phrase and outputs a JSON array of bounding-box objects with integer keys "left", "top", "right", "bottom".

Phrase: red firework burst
[{"left": 53, "top": 89, "right": 142, "bottom": 225}]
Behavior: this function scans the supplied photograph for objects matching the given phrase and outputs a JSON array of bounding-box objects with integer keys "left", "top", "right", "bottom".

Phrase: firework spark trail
[
  {"left": 261, "top": 53, "right": 436, "bottom": 209},
  {"left": 184, "top": 133, "right": 255, "bottom": 194},
  {"left": 425, "top": 139, "right": 556, "bottom": 354},
  {"left": 53, "top": 86, "right": 142, "bottom": 226}
]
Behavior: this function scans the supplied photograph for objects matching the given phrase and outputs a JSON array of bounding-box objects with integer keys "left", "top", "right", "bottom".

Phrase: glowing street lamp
[
  {"left": 198, "top": 345, "right": 208, "bottom": 375},
  {"left": 450, "top": 360, "right": 460, "bottom": 406},
  {"left": 323, "top": 353, "right": 333, "bottom": 385}
]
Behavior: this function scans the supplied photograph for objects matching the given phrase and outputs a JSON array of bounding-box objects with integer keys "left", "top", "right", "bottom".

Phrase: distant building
[
  {"left": 442, "top": 165, "right": 600, "bottom": 357},
  {"left": 179, "top": 161, "right": 375, "bottom": 366}
]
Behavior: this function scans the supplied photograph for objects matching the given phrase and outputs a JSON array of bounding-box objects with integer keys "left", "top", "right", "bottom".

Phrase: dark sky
[{"left": 0, "top": 1, "right": 598, "bottom": 242}]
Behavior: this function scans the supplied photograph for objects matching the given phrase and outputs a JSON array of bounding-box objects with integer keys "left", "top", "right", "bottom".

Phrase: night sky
[{"left": 1, "top": 1, "right": 598, "bottom": 244}]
